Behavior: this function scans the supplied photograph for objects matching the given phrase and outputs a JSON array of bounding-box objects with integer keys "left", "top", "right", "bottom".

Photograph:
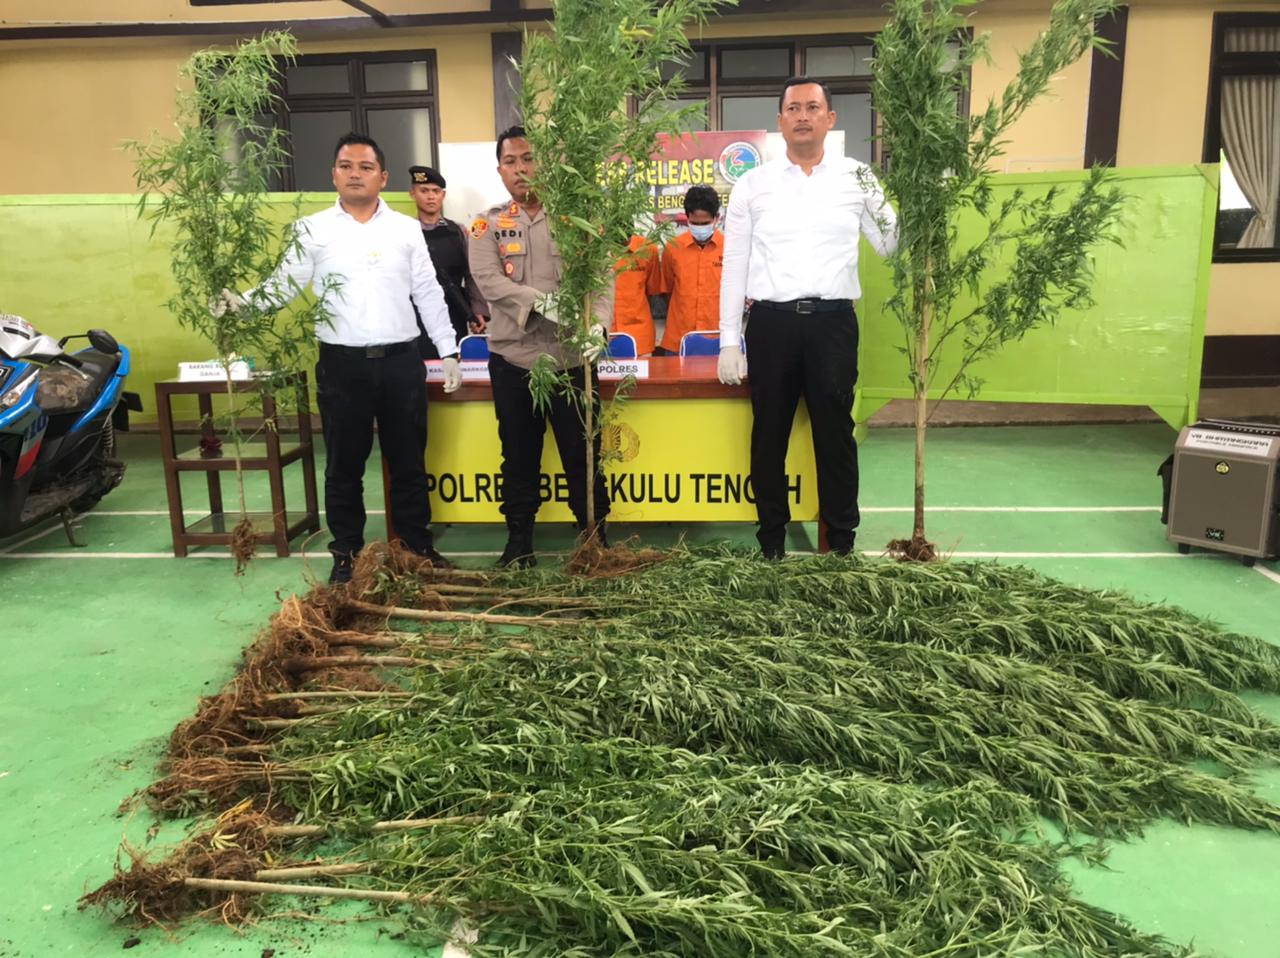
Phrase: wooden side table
[{"left": 155, "top": 375, "right": 320, "bottom": 557}]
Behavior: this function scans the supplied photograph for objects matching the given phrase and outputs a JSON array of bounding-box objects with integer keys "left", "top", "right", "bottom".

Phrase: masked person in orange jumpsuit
[
  {"left": 655, "top": 185, "right": 724, "bottom": 355},
  {"left": 611, "top": 234, "right": 663, "bottom": 356}
]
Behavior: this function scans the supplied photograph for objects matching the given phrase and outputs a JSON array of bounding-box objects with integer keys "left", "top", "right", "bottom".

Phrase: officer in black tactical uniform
[{"left": 408, "top": 165, "right": 488, "bottom": 358}]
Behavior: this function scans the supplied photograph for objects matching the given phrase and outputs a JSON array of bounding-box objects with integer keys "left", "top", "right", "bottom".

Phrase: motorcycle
[{"left": 0, "top": 314, "right": 142, "bottom": 545}]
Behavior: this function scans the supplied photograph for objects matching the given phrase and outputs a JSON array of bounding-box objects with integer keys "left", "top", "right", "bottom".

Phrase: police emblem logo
[
  {"left": 507, "top": 201, "right": 519, "bottom": 216},
  {"left": 470, "top": 218, "right": 488, "bottom": 239},
  {"left": 504, "top": 261, "right": 515, "bottom": 276}
]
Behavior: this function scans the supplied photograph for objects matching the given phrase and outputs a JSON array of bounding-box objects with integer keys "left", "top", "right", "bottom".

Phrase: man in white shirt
[
  {"left": 249, "top": 133, "right": 463, "bottom": 583},
  {"left": 718, "top": 77, "right": 898, "bottom": 560}
]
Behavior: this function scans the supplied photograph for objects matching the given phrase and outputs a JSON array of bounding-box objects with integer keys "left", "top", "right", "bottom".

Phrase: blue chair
[
  {"left": 606, "top": 332, "right": 637, "bottom": 359},
  {"left": 678, "top": 330, "right": 721, "bottom": 356},
  {"left": 458, "top": 334, "right": 489, "bottom": 361}
]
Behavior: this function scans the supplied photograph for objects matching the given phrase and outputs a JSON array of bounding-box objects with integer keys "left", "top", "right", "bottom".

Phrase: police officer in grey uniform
[{"left": 468, "top": 125, "right": 612, "bottom": 568}]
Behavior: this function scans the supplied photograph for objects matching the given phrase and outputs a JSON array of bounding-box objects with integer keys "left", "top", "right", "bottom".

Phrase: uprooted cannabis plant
[
  {"left": 516, "top": 0, "right": 726, "bottom": 541},
  {"left": 873, "top": 0, "right": 1127, "bottom": 560},
  {"left": 85, "top": 546, "right": 1280, "bottom": 956},
  {"left": 129, "top": 31, "right": 337, "bottom": 571}
]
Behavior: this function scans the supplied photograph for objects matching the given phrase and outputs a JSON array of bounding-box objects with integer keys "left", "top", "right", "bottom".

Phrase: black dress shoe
[
  {"left": 329, "top": 553, "right": 354, "bottom": 584},
  {"left": 417, "top": 548, "right": 454, "bottom": 569},
  {"left": 760, "top": 545, "right": 785, "bottom": 561},
  {"left": 829, "top": 532, "right": 856, "bottom": 557},
  {"left": 498, "top": 536, "right": 536, "bottom": 569}
]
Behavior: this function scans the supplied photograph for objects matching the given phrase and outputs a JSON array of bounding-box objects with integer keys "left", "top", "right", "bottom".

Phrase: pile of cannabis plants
[{"left": 85, "top": 545, "right": 1280, "bottom": 957}]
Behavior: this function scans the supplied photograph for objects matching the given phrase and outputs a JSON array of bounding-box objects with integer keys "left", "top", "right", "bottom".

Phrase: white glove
[
  {"left": 441, "top": 356, "right": 462, "bottom": 394},
  {"left": 209, "top": 288, "right": 244, "bottom": 319},
  {"left": 533, "top": 292, "right": 560, "bottom": 325},
  {"left": 717, "top": 345, "right": 747, "bottom": 385},
  {"left": 582, "top": 323, "right": 608, "bottom": 363}
]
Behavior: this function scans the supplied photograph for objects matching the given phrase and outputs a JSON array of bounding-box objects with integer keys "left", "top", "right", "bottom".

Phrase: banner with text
[
  {"left": 638, "top": 131, "right": 767, "bottom": 222},
  {"left": 423, "top": 397, "right": 817, "bottom": 522}
]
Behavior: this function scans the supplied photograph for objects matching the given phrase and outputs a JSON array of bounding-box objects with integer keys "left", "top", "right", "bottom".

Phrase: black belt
[
  {"left": 320, "top": 340, "right": 416, "bottom": 359},
  {"left": 756, "top": 298, "right": 853, "bottom": 315}
]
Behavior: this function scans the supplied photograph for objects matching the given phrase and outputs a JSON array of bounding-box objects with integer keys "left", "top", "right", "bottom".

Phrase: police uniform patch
[
  {"left": 470, "top": 217, "right": 488, "bottom": 239},
  {"left": 497, "top": 216, "right": 517, "bottom": 229},
  {"left": 505, "top": 241, "right": 523, "bottom": 254},
  {"left": 507, "top": 201, "right": 519, "bottom": 216},
  {"left": 504, "top": 261, "right": 515, "bottom": 276}
]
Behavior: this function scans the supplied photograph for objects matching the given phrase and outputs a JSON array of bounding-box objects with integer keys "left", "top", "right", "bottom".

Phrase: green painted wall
[
  {"left": 0, "top": 192, "right": 419, "bottom": 425},
  {"left": 855, "top": 165, "right": 1216, "bottom": 430},
  {"left": 0, "top": 167, "right": 1212, "bottom": 428}
]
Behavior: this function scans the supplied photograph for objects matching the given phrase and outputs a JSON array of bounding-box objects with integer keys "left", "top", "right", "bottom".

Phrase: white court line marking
[
  {"left": 1253, "top": 564, "right": 1280, "bottom": 585},
  {"left": 0, "top": 550, "right": 508, "bottom": 560},
  {"left": 862, "top": 506, "right": 1159, "bottom": 513},
  {"left": 86, "top": 507, "right": 1150, "bottom": 517},
  {"left": 0, "top": 549, "right": 1202, "bottom": 561},
  {"left": 89, "top": 509, "right": 386, "bottom": 516},
  {"left": 0, "top": 551, "right": 248, "bottom": 560},
  {"left": 947, "top": 551, "right": 1201, "bottom": 559}
]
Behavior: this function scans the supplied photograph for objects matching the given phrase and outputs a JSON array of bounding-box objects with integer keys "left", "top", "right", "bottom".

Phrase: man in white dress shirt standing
[
  {"left": 718, "top": 77, "right": 898, "bottom": 560},
  {"left": 248, "top": 133, "right": 463, "bottom": 583}
]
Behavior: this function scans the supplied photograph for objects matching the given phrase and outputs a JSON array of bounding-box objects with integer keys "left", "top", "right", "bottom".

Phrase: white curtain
[{"left": 1221, "top": 27, "right": 1280, "bottom": 248}]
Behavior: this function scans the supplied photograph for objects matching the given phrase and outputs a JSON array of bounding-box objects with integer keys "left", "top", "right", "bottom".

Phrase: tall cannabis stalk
[
  {"left": 129, "top": 31, "right": 333, "bottom": 571},
  {"left": 517, "top": 0, "right": 725, "bottom": 536},
  {"left": 874, "top": 0, "right": 1126, "bottom": 560}
]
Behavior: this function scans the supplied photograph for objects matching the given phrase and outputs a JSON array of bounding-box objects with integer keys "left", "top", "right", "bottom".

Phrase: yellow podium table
[{"left": 388, "top": 356, "right": 818, "bottom": 527}]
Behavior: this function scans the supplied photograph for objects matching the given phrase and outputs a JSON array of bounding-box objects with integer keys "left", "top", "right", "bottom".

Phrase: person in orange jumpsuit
[
  {"left": 612, "top": 234, "right": 663, "bottom": 356},
  {"left": 655, "top": 185, "right": 724, "bottom": 355}
]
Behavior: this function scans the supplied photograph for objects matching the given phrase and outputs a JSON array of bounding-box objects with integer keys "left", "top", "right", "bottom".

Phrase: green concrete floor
[{"left": 1, "top": 423, "right": 1277, "bottom": 957}]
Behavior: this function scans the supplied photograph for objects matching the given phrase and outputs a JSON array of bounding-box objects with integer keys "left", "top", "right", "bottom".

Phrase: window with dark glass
[
  {"left": 262, "top": 51, "right": 439, "bottom": 192},
  {"left": 653, "top": 37, "right": 911, "bottom": 167},
  {"left": 1204, "top": 14, "right": 1280, "bottom": 262}
]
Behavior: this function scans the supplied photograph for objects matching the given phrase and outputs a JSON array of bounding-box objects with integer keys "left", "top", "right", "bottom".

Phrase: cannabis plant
[
  {"left": 130, "top": 31, "right": 334, "bottom": 570},
  {"left": 517, "top": 0, "right": 725, "bottom": 536},
  {"left": 873, "top": 0, "right": 1126, "bottom": 559}
]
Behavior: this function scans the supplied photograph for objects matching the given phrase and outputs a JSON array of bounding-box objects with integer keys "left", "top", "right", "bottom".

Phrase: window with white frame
[{"left": 1205, "top": 14, "right": 1280, "bottom": 261}]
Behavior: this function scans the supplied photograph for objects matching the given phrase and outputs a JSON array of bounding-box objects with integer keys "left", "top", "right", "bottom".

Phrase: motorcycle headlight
[{"left": 0, "top": 373, "right": 36, "bottom": 411}]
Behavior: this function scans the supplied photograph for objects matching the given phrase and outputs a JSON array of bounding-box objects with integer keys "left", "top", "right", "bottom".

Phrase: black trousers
[
  {"left": 315, "top": 344, "right": 433, "bottom": 557},
  {"left": 488, "top": 352, "right": 610, "bottom": 532},
  {"left": 744, "top": 303, "right": 860, "bottom": 552}
]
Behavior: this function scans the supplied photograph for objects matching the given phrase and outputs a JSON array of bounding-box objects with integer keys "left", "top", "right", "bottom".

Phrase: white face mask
[{"left": 688, "top": 223, "right": 715, "bottom": 243}]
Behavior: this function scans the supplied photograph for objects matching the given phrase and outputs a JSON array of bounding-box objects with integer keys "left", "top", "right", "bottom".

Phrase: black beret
[{"left": 409, "top": 166, "right": 446, "bottom": 189}]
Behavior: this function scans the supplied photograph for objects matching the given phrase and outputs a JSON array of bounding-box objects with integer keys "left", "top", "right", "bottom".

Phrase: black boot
[
  {"left": 498, "top": 523, "right": 536, "bottom": 569},
  {"left": 329, "top": 551, "right": 355, "bottom": 584},
  {"left": 828, "top": 531, "right": 856, "bottom": 557},
  {"left": 758, "top": 531, "right": 785, "bottom": 561},
  {"left": 415, "top": 546, "right": 454, "bottom": 569}
]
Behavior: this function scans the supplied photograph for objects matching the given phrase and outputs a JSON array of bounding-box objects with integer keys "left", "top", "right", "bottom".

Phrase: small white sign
[
  {"left": 424, "top": 360, "right": 489, "bottom": 382},
  {"left": 424, "top": 359, "right": 649, "bottom": 383},
  {"left": 178, "top": 360, "right": 253, "bottom": 381},
  {"left": 598, "top": 359, "right": 649, "bottom": 380},
  {"left": 1185, "top": 429, "right": 1275, "bottom": 457}
]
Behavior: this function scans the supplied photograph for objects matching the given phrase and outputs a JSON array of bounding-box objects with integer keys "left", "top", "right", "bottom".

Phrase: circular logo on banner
[
  {"left": 718, "top": 141, "right": 762, "bottom": 183},
  {"left": 601, "top": 423, "right": 640, "bottom": 463}
]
